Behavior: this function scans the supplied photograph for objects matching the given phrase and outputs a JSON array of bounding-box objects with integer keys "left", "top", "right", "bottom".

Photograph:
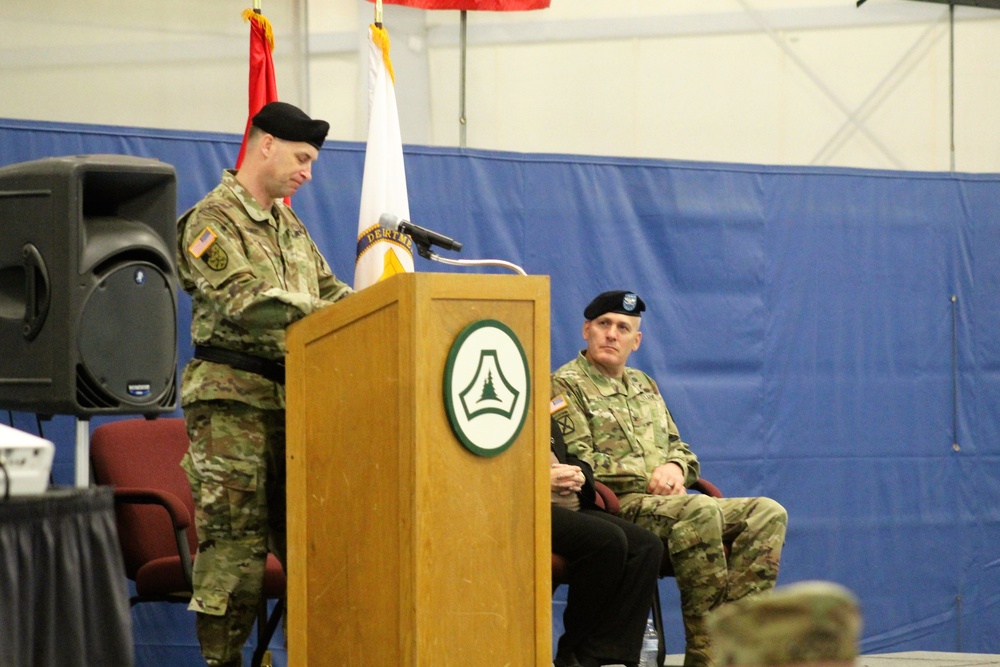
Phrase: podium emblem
[{"left": 444, "top": 319, "right": 530, "bottom": 457}]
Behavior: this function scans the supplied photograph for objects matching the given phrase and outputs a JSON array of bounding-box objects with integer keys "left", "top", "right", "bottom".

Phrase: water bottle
[{"left": 638, "top": 616, "right": 658, "bottom": 667}]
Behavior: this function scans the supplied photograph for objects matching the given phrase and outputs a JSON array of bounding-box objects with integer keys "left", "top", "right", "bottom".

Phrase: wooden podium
[{"left": 285, "top": 272, "right": 551, "bottom": 666}]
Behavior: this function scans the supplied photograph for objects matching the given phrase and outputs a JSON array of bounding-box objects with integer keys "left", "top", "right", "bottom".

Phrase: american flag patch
[
  {"left": 188, "top": 227, "right": 217, "bottom": 258},
  {"left": 550, "top": 394, "right": 568, "bottom": 414}
]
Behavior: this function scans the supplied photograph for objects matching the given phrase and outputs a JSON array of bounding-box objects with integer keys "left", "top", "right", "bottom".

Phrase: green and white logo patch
[{"left": 444, "top": 319, "right": 530, "bottom": 457}]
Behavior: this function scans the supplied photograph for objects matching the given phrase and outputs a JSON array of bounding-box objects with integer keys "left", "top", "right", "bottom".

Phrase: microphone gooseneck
[{"left": 377, "top": 212, "right": 524, "bottom": 275}]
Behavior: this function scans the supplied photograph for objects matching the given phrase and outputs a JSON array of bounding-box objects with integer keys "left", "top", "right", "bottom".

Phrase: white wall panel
[{"left": 1, "top": 0, "right": 998, "bottom": 171}]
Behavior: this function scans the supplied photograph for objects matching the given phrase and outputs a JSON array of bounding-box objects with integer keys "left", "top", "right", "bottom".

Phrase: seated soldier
[{"left": 551, "top": 290, "right": 789, "bottom": 667}]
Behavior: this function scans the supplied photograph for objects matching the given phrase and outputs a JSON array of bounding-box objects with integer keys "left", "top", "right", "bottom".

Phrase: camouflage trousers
[
  {"left": 618, "top": 493, "right": 787, "bottom": 667},
  {"left": 181, "top": 400, "right": 287, "bottom": 667}
]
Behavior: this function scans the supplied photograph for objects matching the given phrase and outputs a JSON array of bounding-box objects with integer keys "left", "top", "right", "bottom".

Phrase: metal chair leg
[
  {"left": 251, "top": 598, "right": 284, "bottom": 667},
  {"left": 652, "top": 590, "right": 666, "bottom": 667}
]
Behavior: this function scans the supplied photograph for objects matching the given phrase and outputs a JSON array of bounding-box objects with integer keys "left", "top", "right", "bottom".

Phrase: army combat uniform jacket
[
  {"left": 550, "top": 352, "right": 700, "bottom": 497},
  {"left": 177, "top": 170, "right": 352, "bottom": 409}
]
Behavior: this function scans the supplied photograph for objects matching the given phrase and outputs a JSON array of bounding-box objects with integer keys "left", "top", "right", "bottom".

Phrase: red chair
[{"left": 90, "top": 417, "right": 286, "bottom": 667}]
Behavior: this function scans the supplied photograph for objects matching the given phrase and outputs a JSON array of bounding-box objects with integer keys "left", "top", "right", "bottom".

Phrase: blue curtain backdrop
[{"left": 2, "top": 118, "right": 999, "bottom": 662}]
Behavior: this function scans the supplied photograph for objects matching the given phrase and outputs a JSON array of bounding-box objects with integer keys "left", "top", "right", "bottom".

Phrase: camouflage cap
[
  {"left": 708, "top": 581, "right": 862, "bottom": 666},
  {"left": 583, "top": 290, "right": 646, "bottom": 320}
]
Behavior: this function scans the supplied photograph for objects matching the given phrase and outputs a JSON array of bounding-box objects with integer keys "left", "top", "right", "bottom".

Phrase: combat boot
[
  {"left": 683, "top": 644, "right": 714, "bottom": 667},
  {"left": 683, "top": 619, "right": 715, "bottom": 667}
]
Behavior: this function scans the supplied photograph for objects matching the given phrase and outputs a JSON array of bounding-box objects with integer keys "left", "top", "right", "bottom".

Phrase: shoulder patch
[
  {"left": 188, "top": 227, "right": 218, "bottom": 259},
  {"left": 554, "top": 413, "right": 575, "bottom": 437},
  {"left": 203, "top": 243, "right": 229, "bottom": 271},
  {"left": 549, "top": 394, "right": 568, "bottom": 414}
]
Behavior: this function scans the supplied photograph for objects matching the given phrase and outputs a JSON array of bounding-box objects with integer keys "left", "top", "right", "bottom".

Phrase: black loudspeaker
[{"left": 0, "top": 154, "right": 178, "bottom": 417}]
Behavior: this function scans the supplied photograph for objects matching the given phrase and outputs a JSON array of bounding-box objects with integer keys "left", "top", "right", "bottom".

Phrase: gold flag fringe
[
  {"left": 370, "top": 24, "right": 395, "bottom": 85},
  {"left": 242, "top": 9, "right": 275, "bottom": 52}
]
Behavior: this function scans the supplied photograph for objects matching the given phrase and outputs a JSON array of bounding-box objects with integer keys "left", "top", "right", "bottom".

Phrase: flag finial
[
  {"left": 370, "top": 24, "right": 395, "bottom": 85},
  {"left": 242, "top": 9, "right": 274, "bottom": 51}
]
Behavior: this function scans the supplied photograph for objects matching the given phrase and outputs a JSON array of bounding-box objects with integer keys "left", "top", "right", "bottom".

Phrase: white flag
[{"left": 354, "top": 24, "right": 414, "bottom": 291}]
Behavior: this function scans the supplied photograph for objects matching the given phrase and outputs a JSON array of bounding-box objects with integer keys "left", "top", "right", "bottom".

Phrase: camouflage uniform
[
  {"left": 708, "top": 580, "right": 861, "bottom": 666},
  {"left": 551, "top": 352, "right": 788, "bottom": 667},
  {"left": 177, "top": 170, "right": 352, "bottom": 666}
]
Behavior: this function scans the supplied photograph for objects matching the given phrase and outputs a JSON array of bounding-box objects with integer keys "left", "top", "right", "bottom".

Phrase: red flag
[
  {"left": 374, "top": 0, "right": 549, "bottom": 9},
  {"left": 235, "top": 9, "right": 279, "bottom": 169}
]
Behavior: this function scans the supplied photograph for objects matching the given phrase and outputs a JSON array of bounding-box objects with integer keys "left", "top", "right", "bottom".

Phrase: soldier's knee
[
  {"left": 755, "top": 497, "right": 788, "bottom": 529},
  {"left": 669, "top": 495, "right": 725, "bottom": 554},
  {"left": 683, "top": 493, "right": 725, "bottom": 523}
]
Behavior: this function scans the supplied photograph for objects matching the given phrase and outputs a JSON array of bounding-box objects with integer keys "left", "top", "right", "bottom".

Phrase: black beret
[
  {"left": 252, "top": 101, "right": 329, "bottom": 150},
  {"left": 583, "top": 290, "right": 646, "bottom": 320}
]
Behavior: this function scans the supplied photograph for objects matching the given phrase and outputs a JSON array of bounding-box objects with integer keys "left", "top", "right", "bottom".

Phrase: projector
[{"left": 0, "top": 423, "right": 54, "bottom": 496}]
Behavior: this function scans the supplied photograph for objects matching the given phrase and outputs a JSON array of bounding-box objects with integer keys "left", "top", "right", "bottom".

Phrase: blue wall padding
[{"left": 2, "top": 118, "right": 999, "bottom": 660}]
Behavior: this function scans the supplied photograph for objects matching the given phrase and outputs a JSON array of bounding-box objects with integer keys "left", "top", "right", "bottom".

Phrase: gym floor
[{"left": 654, "top": 652, "right": 1000, "bottom": 667}]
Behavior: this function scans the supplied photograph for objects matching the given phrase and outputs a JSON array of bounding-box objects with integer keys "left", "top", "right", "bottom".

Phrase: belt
[{"left": 193, "top": 346, "right": 285, "bottom": 385}]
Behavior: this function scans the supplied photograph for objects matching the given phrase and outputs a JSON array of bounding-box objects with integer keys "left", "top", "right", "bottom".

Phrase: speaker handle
[{"left": 21, "top": 244, "right": 50, "bottom": 341}]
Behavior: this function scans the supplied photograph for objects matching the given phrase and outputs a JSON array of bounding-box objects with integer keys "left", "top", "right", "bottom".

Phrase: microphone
[{"left": 379, "top": 213, "right": 463, "bottom": 253}]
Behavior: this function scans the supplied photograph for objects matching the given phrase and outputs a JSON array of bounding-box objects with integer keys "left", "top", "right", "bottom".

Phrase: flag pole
[
  {"left": 375, "top": 0, "right": 383, "bottom": 28},
  {"left": 253, "top": 0, "right": 261, "bottom": 14},
  {"left": 948, "top": 0, "right": 955, "bottom": 172},
  {"left": 459, "top": 10, "right": 467, "bottom": 147}
]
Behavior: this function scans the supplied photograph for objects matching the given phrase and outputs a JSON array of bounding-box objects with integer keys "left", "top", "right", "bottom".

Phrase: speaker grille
[
  {"left": 75, "top": 363, "right": 112, "bottom": 409},
  {"left": 77, "top": 261, "right": 177, "bottom": 413},
  {"left": 75, "top": 363, "right": 176, "bottom": 411}
]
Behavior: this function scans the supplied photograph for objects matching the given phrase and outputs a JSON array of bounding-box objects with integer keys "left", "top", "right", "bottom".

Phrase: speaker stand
[{"left": 75, "top": 418, "right": 90, "bottom": 488}]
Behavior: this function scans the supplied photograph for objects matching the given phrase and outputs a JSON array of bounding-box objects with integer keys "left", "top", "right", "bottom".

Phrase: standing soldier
[
  {"left": 551, "top": 290, "right": 788, "bottom": 667},
  {"left": 176, "top": 101, "right": 352, "bottom": 666}
]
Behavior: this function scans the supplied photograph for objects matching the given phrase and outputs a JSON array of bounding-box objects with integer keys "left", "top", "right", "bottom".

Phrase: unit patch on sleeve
[
  {"left": 554, "top": 413, "right": 575, "bottom": 437},
  {"left": 203, "top": 243, "right": 229, "bottom": 271}
]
